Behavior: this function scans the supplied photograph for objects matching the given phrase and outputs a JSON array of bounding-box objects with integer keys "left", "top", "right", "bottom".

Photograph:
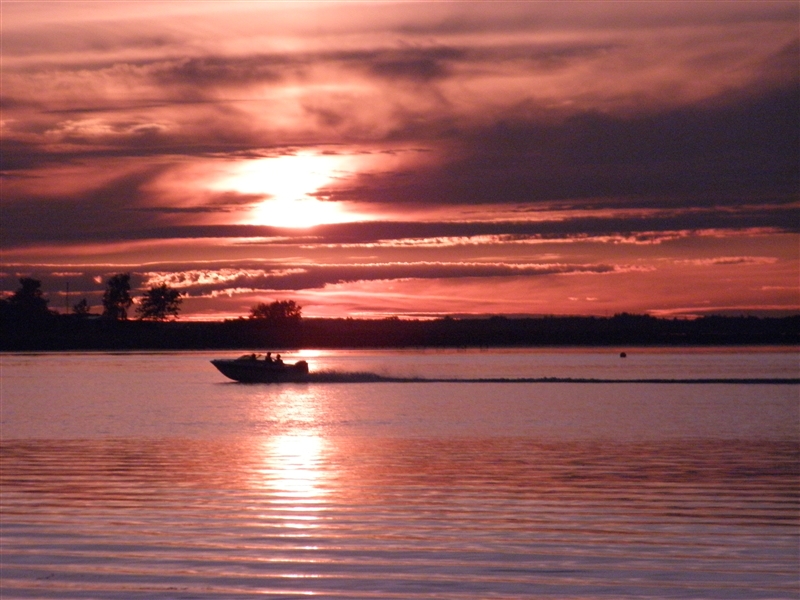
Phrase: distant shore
[{"left": 1, "top": 313, "right": 797, "bottom": 351}]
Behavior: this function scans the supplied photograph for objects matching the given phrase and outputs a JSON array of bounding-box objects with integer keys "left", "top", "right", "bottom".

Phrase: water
[{"left": 1, "top": 348, "right": 798, "bottom": 598}]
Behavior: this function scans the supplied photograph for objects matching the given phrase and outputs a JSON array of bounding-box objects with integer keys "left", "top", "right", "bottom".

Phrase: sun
[
  {"left": 215, "top": 152, "right": 361, "bottom": 228},
  {"left": 251, "top": 196, "right": 346, "bottom": 229}
]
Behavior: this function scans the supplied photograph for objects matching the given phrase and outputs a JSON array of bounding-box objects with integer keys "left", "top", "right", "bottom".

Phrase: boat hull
[{"left": 211, "top": 359, "right": 309, "bottom": 383}]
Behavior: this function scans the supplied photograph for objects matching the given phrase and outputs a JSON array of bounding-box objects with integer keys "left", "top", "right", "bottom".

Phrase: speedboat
[{"left": 211, "top": 354, "right": 310, "bottom": 383}]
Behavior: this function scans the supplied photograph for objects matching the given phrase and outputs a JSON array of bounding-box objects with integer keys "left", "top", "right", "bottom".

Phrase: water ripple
[{"left": 2, "top": 438, "right": 797, "bottom": 599}]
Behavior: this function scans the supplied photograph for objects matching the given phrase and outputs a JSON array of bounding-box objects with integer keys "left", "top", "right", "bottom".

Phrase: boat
[{"left": 211, "top": 354, "right": 310, "bottom": 383}]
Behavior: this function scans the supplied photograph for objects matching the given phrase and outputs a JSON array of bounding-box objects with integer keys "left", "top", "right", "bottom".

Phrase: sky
[{"left": 2, "top": 1, "right": 798, "bottom": 320}]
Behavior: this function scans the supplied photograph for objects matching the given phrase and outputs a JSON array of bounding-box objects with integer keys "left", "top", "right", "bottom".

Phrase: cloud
[
  {"left": 151, "top": 55, "right": 284, "bottom": 90},
  {"left": 326, "top": 84, "right": 799, "bottom": 209},
  {"left": 141, "top": 268, "right": 308, "bottom": 289},
  {"left": 677, "top": 256, "right": 780, "bottom": 267},
  {"left": 0, "top": 256, "right": 641, "bottom": 317},
  {"left": 0, "top": 165, "right": 175, "bottom": 247},
  {"left": 3, "top": 200, "right": 797, "bottom": 249},
  {"left": 129, "top": 261, "right": 640, "bottom": 300}
]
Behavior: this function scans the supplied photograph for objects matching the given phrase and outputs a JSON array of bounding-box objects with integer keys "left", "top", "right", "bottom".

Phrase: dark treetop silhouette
[
  {"left": 102, "top": 273, "right": 133, "bottom": 321},
  {"left": 137, "top": 284, "right": 184, "bottom": 321}
]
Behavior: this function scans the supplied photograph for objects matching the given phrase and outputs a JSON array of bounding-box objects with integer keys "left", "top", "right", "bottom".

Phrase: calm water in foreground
[{"left": 1, "top": 348, "right": 798, "bottom": 599}]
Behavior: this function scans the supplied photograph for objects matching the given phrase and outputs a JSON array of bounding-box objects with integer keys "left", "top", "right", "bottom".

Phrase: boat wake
[{"left": 296, "top": 370, "right": 799, "bottom": 385}]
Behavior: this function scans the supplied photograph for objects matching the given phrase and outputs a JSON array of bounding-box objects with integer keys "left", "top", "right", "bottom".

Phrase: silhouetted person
[
  {"left": 275, "top": 354, "right": 284, "bottom": 366},
  {"left": 265, "top": 352, "right": 273, "bottom": 363}
]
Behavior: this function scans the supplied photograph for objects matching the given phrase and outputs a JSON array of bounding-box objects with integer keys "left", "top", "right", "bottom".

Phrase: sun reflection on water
[
  {"left": 265, "top": 434, "right": 326, "bottom": 505},
  {"left": 251, "top": 387, "right": 331, "bottom": 535}
]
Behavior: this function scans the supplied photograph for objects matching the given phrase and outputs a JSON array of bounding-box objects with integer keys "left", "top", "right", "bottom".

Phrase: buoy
[{"left": 620, "top": 352, "right": 627, "bottom": 358}]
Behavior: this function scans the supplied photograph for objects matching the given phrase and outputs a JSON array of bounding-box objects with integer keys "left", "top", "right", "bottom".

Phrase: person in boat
[
  {"left": 265, "top": 352, "right": 273, "bottom": 363},
  {"left": 275, "top": 354, "right": 283, "bottom": 366}
]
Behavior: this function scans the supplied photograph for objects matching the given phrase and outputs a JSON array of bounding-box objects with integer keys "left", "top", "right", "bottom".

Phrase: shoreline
[{"left": 2, "top": 313, "right": 798, "bottom": 351}]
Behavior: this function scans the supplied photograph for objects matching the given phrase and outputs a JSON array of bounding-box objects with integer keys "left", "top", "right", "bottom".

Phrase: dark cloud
[
  {"left": 362, "top": 42, "right": 613, "bottom": 81},
  {"left": 4, "top": 203, "right": 797, "bottom": 249},
  {"left": 7, "top": 37, "right": 795, "bottom": 207},
  {"left": 0, "top": 167, "right": 171, "bottom": 246},
  {"left": 3, "top": 22, "right": 178, "bottom": 57},
  {"left": 0, "top": 95, "right": 34, "bottom": 110},
  {"left": 366, "top": 47, "right": 464, "bottom": 81},
  {"left": 41, "top": 99, "right": 222, "bottom": 115},
  {"left": 329, "top": 84, "right": 799, "bottom": 209},
  {"left": 370, "top": 56, "right": 450, "bottom": 81},
  {"left": 151, "top": 55, "right": 285, "bottom": 89},
  {"left": 0, "top": 126, "right": 280, "bottom": 173},
  {"left": 129, "top": 189, "right": 266, "bottom": 216},
  {"left": 149, "top": 46, "right": 467, "bottom": 90},
  {"left": 0, "top": 139, "right": 55, "bottom": 171},
  {"left": 107, "top": 261, "right": 622, "bottom": 300},
  {"left": 390, "top": 2, "right": 799, "bottom": 36},
  {"left": 315, "top": 209, "right": 800, "bottom": 243},
  {"left": 8, "top": 39, "right": 609, "bottom": 115}
]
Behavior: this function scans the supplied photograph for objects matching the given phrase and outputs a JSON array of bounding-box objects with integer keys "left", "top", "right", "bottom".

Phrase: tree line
[
  {"left": 2, "top": 275, "right": 798, "bottom": 351},
  {"left": 0, "top": 274, "right": 302, "bottom": 323},
  {"left": 0, "top": 274, "right": 183, "bottom": 322}
]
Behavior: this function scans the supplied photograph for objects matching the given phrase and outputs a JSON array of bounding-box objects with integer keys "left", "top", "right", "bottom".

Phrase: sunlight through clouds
[{"left": 211, "top": 153, "right": 364, "bottom": 228}]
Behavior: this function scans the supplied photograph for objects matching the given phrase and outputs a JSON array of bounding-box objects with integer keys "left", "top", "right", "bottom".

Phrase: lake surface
[{"left": 1, "top": 348, "right": 798, "bottom": 599}]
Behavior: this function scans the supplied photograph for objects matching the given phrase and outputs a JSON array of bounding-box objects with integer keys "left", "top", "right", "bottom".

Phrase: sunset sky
[{"left": 2, "top": 1, "right": 798, "bottom": 320}]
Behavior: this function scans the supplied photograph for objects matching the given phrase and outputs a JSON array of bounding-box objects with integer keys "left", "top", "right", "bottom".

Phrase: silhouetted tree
[
  {"left": 102, "top": 273, "right": 133, "bottom": 320},
  {"left": 137, "top": 284, "right": 183, "bottom": 321},
  {"left": 72, "top": 298, "right": 91, "bottom": 317},
  {"left": 250, "top": 300, "right": 302, "bottom": 321},
  {"left": 7, "top": 277, "right": 51, "bottom": 321}
]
